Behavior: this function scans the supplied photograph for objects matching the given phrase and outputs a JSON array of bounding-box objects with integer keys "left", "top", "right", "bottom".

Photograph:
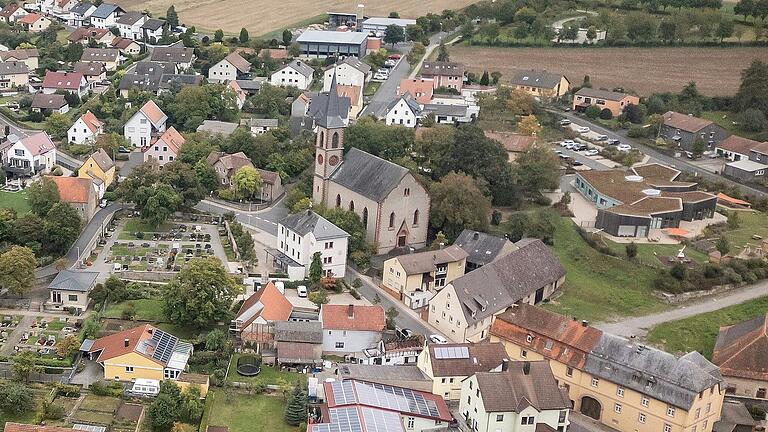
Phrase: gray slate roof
[
  {"left": 584, "top": 333, "right": 722, "bottom": 410},
  {"left": 279, "top": 210, "right": 349, "bottom": 241},
  {"left": 510, "top": 70, "right": 565, "bottom": 89},
  {"left": 274, "top": 320, "right": 322, "bottom": 343},
  {"left": 0, "top": 61, "right": 28, "bottom": 75},
  {"left": 31, "top": 93, "right": 67, "bottom": 110},
  {"left": 423, "top": 103, "right": 468, "bottom": 117},
  {"left": 133, "top": 61, "right": 175, "bottom": 76},
  {"left": 151, "top": 46, "right": 194, "bottom": 64},
  {"left": 81, "top": 48, "right": 119, "bottom": 63},
  {"left": 337, "top": 57, "right": 371, "bottom": 74},
  {"left": 115, "top": 11, "right": 144, "bottom": 25},
  {"left": 49, "top": 270, "right": 98, "bottom": 292},
  {"left": 158, "top": 74, "right": 203, "bottom": 90},
  {"left": 339, "top": 364, "right": 430, "bottom": 382},
  {"left": 70, "top": 2, "right": 94, "bottom": 15},
  {"left": 242, "top": 118, "right": 278, "bottom": 128},
  {"left": 90, "top": 3, "right": 122, "bottom": 19},
  {"left": 329, "top": 147, "right": 410, "bottom": 202},
  {"left": 475, "top": 361, "right": 570, "bottom": 413},
  {"left": 386, "top": 92, "right": 421, "bottom": 116},
  {"left": 455, "top": 229, "right": 516, "bottom": 266},
  {"left": 574, "top": 87, "right": 633, "bottom": 102},
  {"left": 235, "top": 79, "right": 262, "bottom": 92},
  {"left": 310, "top": 72, "right": 347, "bottom": 129},
  {"left": 282, "top": 59, "right": 314, "bottom": 79},
  {"left": 450, "top": 239, "right": 565, "bottom": 324},
  {"left": 141, "top": 18, "right": 165, "bottom": 31},
  {"left": 197, "top": 120, "right": 238, "bottom": 135}
]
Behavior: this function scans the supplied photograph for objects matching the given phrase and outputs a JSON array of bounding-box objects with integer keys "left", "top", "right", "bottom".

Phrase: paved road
[
  {"left": 596, "top": 279, "right": 768, "bottom": 337},
  {"left": 0, "top": 110, "right": 35, "bottom": 138},
  {"left": 194, "top": 195, "right": 289, "bottom": 236}
]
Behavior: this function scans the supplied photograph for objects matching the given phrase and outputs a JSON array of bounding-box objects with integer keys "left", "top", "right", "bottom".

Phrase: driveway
[
  {"left": 70, "top": 360, "right": 103, "bottom": 387},
  {"left": 194, "top": 194, "right": 288, "bottom": 236}
]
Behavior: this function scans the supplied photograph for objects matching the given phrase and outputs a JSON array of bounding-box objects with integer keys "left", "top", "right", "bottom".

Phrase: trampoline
[{"left": 236, "top": 355, "right": 262, "bottom": 376}]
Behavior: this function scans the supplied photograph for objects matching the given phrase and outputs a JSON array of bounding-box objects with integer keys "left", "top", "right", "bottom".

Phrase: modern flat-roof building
[
  {"left": 361, "top": 17, "right": 417, "bottom": 37},
  {"left": 296, "top": 30, "right": 368, "bottom": 58}
]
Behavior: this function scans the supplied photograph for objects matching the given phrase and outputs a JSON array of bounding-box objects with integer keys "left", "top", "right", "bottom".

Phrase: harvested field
[
  {"left": 451, "top": 46, "right": 768, "bottom": 96},
  {"left": 114, "top": 0, "right": 476, "bottom": 35}
]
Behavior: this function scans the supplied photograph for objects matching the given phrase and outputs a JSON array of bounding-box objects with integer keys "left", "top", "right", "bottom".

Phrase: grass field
[
  {"left": 113, "top": 0, "right": 477, "bottom": 34},
  {"left": 104, "top": 299, "right": 167, "bottom": 322},
  {"left": 646, "top": 295, "right": 768, "bottom": 358},
  {"left": 0, "top": 190, "right": 30, "bottom": 214},
  {"left": 604, "top": 241, "right": 709, "bottom": 267},
  {"left": 205, "top": 390, "right": 294, "bottom": 432},
  {"left": 450, "top": 46, "right": 768, "bottom": 96},
  {"left": 227, "top": 354, "right": 305, "bottom": 385},
  {"left": 720, "top": 211, "right": 768, "bottom": 250}
]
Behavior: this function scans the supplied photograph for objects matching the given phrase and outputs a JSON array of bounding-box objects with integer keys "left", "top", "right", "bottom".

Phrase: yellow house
[
  {"left": 381, "top": 245, "right": 467, "bottom": 309},
  {"left": 78, "top": 148, "right": 115, "bottom": 188},
  {"left": 83, "top": 324, "right": 205, "bottom": 394},
  {"left": 490, "top": 305, "right": 725, "bottom": 432},
  {"left": 509, "top": 70, "right": 570, "bottom": 100}
]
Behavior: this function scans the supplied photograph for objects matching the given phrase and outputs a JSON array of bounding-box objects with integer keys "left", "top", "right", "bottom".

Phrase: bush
[
  {"left": 55, "top": 384, "right": 81, "bottom": 397},
  {"left": 625, "top": 242, "right": 638, "bottom": 259},
  {"left": 350, "top": 250, "right": 371, "bottom": 268},
  {"left": 121, "top": 302, "right": 137, "bottom": 320},
  {"left": 585, "top": 105, "right": 601, "bottom": 119},
  {"left": 599, "top": 109, "right": 613, "bottom": 120},
  {"left": 88, "top": 381, "right": 123, "bottom": 397},
  {"left": 348, "top": 288, "right": 361, "bottom": 300},
  {"left": 626, "top": 126, "right": 649, "bottom": 138}
]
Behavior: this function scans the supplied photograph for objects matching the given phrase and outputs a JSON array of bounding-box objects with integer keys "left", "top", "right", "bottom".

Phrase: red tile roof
[
  {"left": 42, "top": 71, "right": 84, "bottom": 90},
  {"left": 662, "top": 111, "right": 713, "bottom": 133},
  {"left": 157, "top": 126, "right": 185, "bottom": 154},
  {"left": 80, "top": 110, "right": 104, "bottom": 134},
  {"left": 485, "top": 131, "right": 537, "bottom": 153},
  {"left": 235, "top": 282, "right": 293, "bottom": 327},
  {"left": 320, "top": 304, "right": 385, "bottom": 332},
  {"left": 87, "top": 323, "right": 156, "bottom": 363},
  {"left": 223, "top": 52, "right": 251, "bottom": 73},
  {"left": 67, "top": 27, "right": 109, "bottom": 42},
  {"left": 0, "top": 4, "right": 19, "bottom": 18},
  {"left": 49, "top": 176, "right": 93, "bottom": 204},
  {"left": 18, "top": 132, "right": 55, "bottom": 156},
  {"left": 712, "top": 314, "right": 768, "bottom": 381},
  {"left": 139, "top": 100, "right": 166, "bottom": 126},
  {"left": 18, "top": 13, "right": 43, "bottom": 24},
  {"left": 397, "top": 78, "right": 434, "bottom": 105}
]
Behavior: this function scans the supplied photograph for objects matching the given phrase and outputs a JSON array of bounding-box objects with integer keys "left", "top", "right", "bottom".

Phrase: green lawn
[
  {"left": 604, "top": 241, "right": 709, "bottom": 268},
  {"left": 227, "top": 354, "right": 305, "bottom": 386},
  {"left": 103, "top": 299, "right": 166, "bottom": 322},
  {"left": 701, "top": 111, "right": 762, "bottom": 141},
  {"left": 122, "top": 218, "right": 170, "bottom": 234},
  {"left": 720, "top": 211, "right": 768, "bottom": 249},
  {"left": 542, "top": 217, "right": 668, "bottom": 322},
  {"left": 363, "top": 81, "right": 381, "bottom": 97},
  {"left": 646, "top": 296, "right": 768, "bottom": 359},
  {"left": 205, "top": 390, "right": 294, "bottom": 432},
  {"left": 0, "top": 190, "right": 30, "bottom": 214}
]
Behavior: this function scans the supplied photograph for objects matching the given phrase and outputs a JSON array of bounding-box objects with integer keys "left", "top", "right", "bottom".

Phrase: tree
[
  {"left": 284, "top": 384, "right": 308, "bottom": 426},
  {"left": 56, "top": 335, "right": 81, "bottom": 358},
  {"left": 45, "top": 112, "right": 71, "bottom": 140},
  {"left": 406, "top": 24, "right": 425, "bottom": 42},
  {"left": 239, "top": 28, "right": 249, "bottom": 44},
  {"left": 27, "top": 177, "right": 60, "bottom": 217},
  {"left": 166, "top": 5, "right": 178, "bottom": 27},
  {"left": 429, "top": 172, "right": 491, "bottom": 239},
  {"left": 309, "top": 251, "right": 322, "bottom": 285},
  {"left": 64, "top": 41, "right": 84, "bottom": 63},
  {"left": 586, "top": 26, "right": 598, "bottom": 42},
  {"left": 599, "top": 108, "right": 613, "bottom": 120},
  {"left": 282, "top": 29, "right": 292, "bottom": 46},
  {"left": 308, "top": 289, "right": 328, "bottom": 307},
  {"left": 406, "top": 42, "right": 426, "bottom": 65},
  {"left": 288, "top": 42, "right": 300, "bottom": 58},
  {"left": 232, "top": 166, "right": 262, "bottom": 200},
  {"left": 514, "top": 146, "right": 560, "bottom": 198},
  {"left": 80, "top": 314, "right": 100, "bottom": 341},
  {"left": 383, "top": 24, "right": 405, "bottom": 47},
  {"left": 479, "top": 70, "right": 490, "bottom": 86},
  {"left": 717, "top": 19, "right": 734, "bottom": 42},
  {"left": 147, "top": 392, "right": 179, "bottom": 432},
  {"left": 11, "top": 351, "right": 41, "bottom": 382},
  {"left": 716, "top": 237, "right": 731, "bottom": 256},
  {"left": 560, "top": 22, "right": 579, "bottom": 41},
  {"left": 44, "top": 203, "right": 83, "bottom": 255},
  {"left": 0, "top": 381, "right": 34, "bottom": 414},
  {"left": 506, "top": 89, "right": 535, "bottom": 115},
  {"left": 140, "top": 184, "right": 182, "bottom": 227},
  {"left": 585, "top": 105, "right": 602, "bottom": 119},
  {"left": 728, "top": 211, "right": 741, "bottom": 229},
  {"left": 388, "top": 11, "right": 400, "bottom": 18},
  {"left": 163, "top": 257, "right": 241, "bottom": 328},
  {"left": 204, "top": 329, "right": 229, "bottom": 352},
  {"left": 692, "top": 137, "right": 707, "bottom": 157},
  {"left": 740, "top": 108, "right": 767, "bottom": 132},
  {"left": 214, "top": 29, "right": 224, "bottom": 43},
  {"left": 490, "top": 71, "right": 502, "bottom": 85},
  {"left": 385, "top": 306, "right": 399, "bottom": 330},
  {"left": 626, "top": 242, "right": 638, "bottom": 259},
  {"left": 517, "top": 114, "right": 541, "bottom": 136},
  {"left": 659, "top": 20, "right": 677, "bottom": 42},
  {"left": 735, "top": 60, "right": 768, "bottom": 114},
  {"left": 436, "top": 43, "right": 450, "bottom": 62},
  {"left": 0, "top": 246, "right": 36, "bottom": 297}
]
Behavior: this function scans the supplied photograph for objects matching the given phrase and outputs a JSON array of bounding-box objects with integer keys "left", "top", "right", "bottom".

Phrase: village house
[
  {"left": 572, "top": 87, "right": 640, "bottom": 117},
  {"left": 52, "top": 0, "right": 76, "bottom": 16},
  {"left": 115, "top": 11, "right": 146, "bottom": 40},
  {"left": 453, "top": 229, "right": 518, "bottom": 273},
  {"left": 320, "top": 304, "right": 385, "bottom": 356},
  {"left": 73, "top": 61, "right": 108, "bottom": 89},
  {"left": 510, "top": 70, "right": 570, "bottom": 99},
  {"left": 208, "top": 52, "right": 251, "bottom": 83},
  {"left": 323, "top": 57, "right": 371, "bottom": 91},
  {"left": 227, "top": 80, "right": 247, "bottom": 109},
  {"left": 336, "top": 83, "right": 363, "bottom": 119},
  {"left": 80, "top": 47, "right": 121, "bottom": 71},
  {"left": 660, "top": 111, "right": 730, "bottom": 152},
  {"left": 712, "top": 314, "right": 768, "bottom": 400},
  {"left": 206, "top": 151, "right": 252, "bottom": 186},
  {"left": 67, "top": 110, "right": 104, "bottom": 144},
  {"left": 67, "top": 27, "right": 113, "bottom": 45},
  {"left": 491, "top": 305, "right": 725, "bottom": 432},
  {"left": 18, "top": 13, "right": 51, "bottom": 32},
  {"left": 42, "top": 71, "right": 89, "bottom": 97},
  {"left": 274, "top": 320, "right": 323, "bottom": 366},
  {"left": 196, "top": 120, "right": 238, "bottom": 136},
  {"left": 255, "top": 168, "right": 282, "bottom": 202},
  {"left": 420, "top": 61, "right": 465, "bottom": 91},
  {"left": 272, "top": 209, "right": 348, "bottom": 280},
  {"left": 46, "top": 269, "right": 97, "bottom": 313},
  {"left": 49, "top": 175, "right": 99, "bottom": 221},
  {"left": 240, "top": 117, "right": 278, "bottom": 135},
  {"left": 398, "top": 78, "right": 434, "bottom": 105},
  {"left": 574, "top": 164, "right": 718, "bottom": 238},
  {"left": 1, "top": 132, "right": 56, "bottom": 176},
  {"left": 385, "top": 92, "right": 422, "bottom": 127},
  {"left": 0, "top": 48, "right": 38, "bottom": 69},
  {"left": 416, "top": 341, "right": 508, "bottom": 400},
  {"left": 381, "top": 245, "right": 468, "bottom": 310},
  {"left": 150, "top": 45, "right": 195, "bottom": 71},
  {"left": 31, "top": 93, "right": 69, "bottom": 114},
  {"left": 484, "top": 131, "right": 537, "bottom": 162},
  {"left": 312, "top": 379, "right": 452, "bottom": 432},
  {"left": 143, "top": 127, "right": 184, "bottom": 166},
  {"left": 111, "top": 37, "right": 141, "bottom": 56},
  {"left": 460, "top": 360, "right": 571, "bottom": 432},
  {"left": 422, "top": 103, "right": 474, "bottom": 124},
  {"left": 361, "top": 335, "right": 424, "bottom": 366},
  {"left": 124, "top": 100, "right": 167, "bottom": 147},
  {"left": 722, "top": 140, "right": 768, "bottom": 182},
  {"left": 428, "top": 239, "right": 565, "bottom": 342},
  {"left": 230, "top": 282, "right": 292, "bottom": 346},
  {"left": 296, "top": 30, "right": 368, "bottom": 58},
  {"left": 714, "top": 400, "right": 757, "bottom": 432},
  {"left": 68, "top": 2, "right": 96, "bottom": 27},
  {"left": 141, "top": 18, "right": 166, "bottom": 41},
  {"left": 88, "top": 3, "right": 124, "bottom": 29},
  {"left": 156, "top": 74, "right": 203, "bottom": 95},
  {"left": 270, "top": 59, "right": 314, "bottom": 90},
  {"left": 0, "top": 62, "right": 29, "bottom": 92},
  {"left": 78, "top": 148, "right": 115, "bottom": 189},
  {"left": 716, "top": 135, "right": 765, "bottom": 162},
  {"left": 0, "top": 4, "right": 28, "bottom": 23}
]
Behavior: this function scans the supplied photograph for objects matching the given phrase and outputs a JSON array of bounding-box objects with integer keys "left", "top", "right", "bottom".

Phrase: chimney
[
  {"left": 347, "top": 304, "right": 354, "bottom": 319},
  {"left": 501, "top": 359, "right": 509, "bottom": 372},
  {"left": 124, "top": 338, "right": 130, "bottom": 347},
  {"left": 581, "top": 320, "right": 588, "bottom": 327},
  {"left": 522, "top": 361, "right": 531, "bottom": 375}
]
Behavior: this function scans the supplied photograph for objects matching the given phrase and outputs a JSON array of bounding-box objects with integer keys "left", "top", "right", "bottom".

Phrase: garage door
[{"left": 617, "top": 225, "right": 636, "bottom": 237}]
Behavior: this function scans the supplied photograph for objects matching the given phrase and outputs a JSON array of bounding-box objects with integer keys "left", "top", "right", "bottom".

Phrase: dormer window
[{"left": 526, "top": 334, "right": 533, "bottom": 343}]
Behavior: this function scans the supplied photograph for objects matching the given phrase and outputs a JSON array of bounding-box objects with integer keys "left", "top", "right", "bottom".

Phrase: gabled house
[
  {"left": 111, "top": 36, "right": 141, "bottom": 56},
  {"left": 485, "top": 131, "right": 537, "bottom": 162},
  {"left": 240, "top": 117, "right": 277, "bottom": 135},
  {"left": 0, "top": 48, "right": 38, "bottom": 69},
  {"left": 141, "top": 18, "right": 166, "bottom": 41},
  {"left": 716, "top": 135, "right": 765, "bottom": 162},
  {"left": 41, "top": 71, "right": 88, "bottom": 97},
  {"left": 336, "top": 83, "right": 362, "bottom": 119},
  {"left": 273, "top": 209, "right": 348, "bottom": 280},
  {"left": 156, "top": 73, "right": 203, "bottom": 95},
  {"left": 454, "top": 229, "right": 518, "bottom": 272},
  {"left": 572, "top": 87, "right": 640, "bottom": 117},
  {"left": 235, "top": 78, "right": 261, "bottom": 95},
  {"left": 274, "top": 320, "right": 323, "bottom": 366},
  {"left": 361, "top": 335, "right": 424, "bottom": 366},
  {"left": 712, "top": 314, "right": 768, "bottom": 400},
  {"left": 226, "top": 79, "right": 246, "bottom": 109},
  {"left": 68, "top": 2, "right": 96, "bottom": 27},
  {"left": 420, "top": 61, "right": 465, "bottom": 91},
  {"left": 1, "top": 132, "right": 56, "bottom": 176},
  {"left": 337, "top": 364, "right": 434, "bottom": 392},
  {"left": 52, "top": 0, "right": 76, "bottom": 15},
  {"left": 80, "top": 47, "right": 121, "bottom": 71},
  {"left": 0, "top": 61, "right": 29, "bottom": 92},
  {"left": 143, "top": 126, "right": 184, "bottom": 166},
  {"left": 322, "top": 57, "right": 371, "bottom": 91},
  {"left": 49, "top": 175, "right": 99, "bottom": 221},
  {"left": 208, "top": 52, "right": 251, "bottom": 83},
  {"left": 46, "top": 269, "right": 98, "bottom": 313},
  {"left": 510, "top": 70, "right": 570, "bottom": 99},
  {"left": 196, "top": 120, "right": 238, "bottom": 136},
  {"left": 385, "top": 92, "right": 421, "bottom": 127},
  {"left": 150, "top": 44, "right": 195, "bottom": 72},
  {"left": 124, "top": 99, "right": 167, "bottom": 147},
  {"left": 270, "top": 59, "right": 313, "bottom": 90},
  {"left": 115, "top": 11, "right": 147, "bottom": 40},
  {"left": 256, "top": 168, "right": 283, "bottom": 203},
  {"left": 0, "top": 4, "right": 28, "bottom": 23},
  {"left": 660, "top": 111, "right": 729, "bottom": 152},
  {"left": 397, "top": 78, "right": 434, "bottom": 105},
  {"left": 88, "top": 3, "right": 124, "bottom": 29},
  {"left": 31, "top": 93, "right": 69, "bottom": 114},
  {"left": 231, "top": 281, "right": 292, "bottom": 345},
  {"left": 73, "top": 61, "right": 107, "bottom": 88},
  {"left": 68, "top": 110, "right": 104, "bottom": 144},
  {"left": 78, "top": 147, "right": 114, "bottom": 189},
  {"left": 18, "top": 13, "right": 51, "bottom": 32},
  {"left": 206, "top": 151, "right": 253, "bottom": 186},
  {"left": 320, "top": 304, "right": 385, "bottom": 355},
  {"left": 428, "top": 239, "right": 565, "bottom": 342},
  {"left": 67, "top": 26, "right": 113, "bottom": 45},
  {"left": 382, "top": 245, "right": 468, "bottom": 309},
  {"left": 416, "top": 341, "right": 508, "bottom": 400}
]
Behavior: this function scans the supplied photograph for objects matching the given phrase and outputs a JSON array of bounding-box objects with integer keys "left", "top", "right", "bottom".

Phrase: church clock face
[
  {"left": 329, "top": 155, "right": 339, "bottom": 166},
  {"left": 317, "top": 154, "right": 324, "bottom": 165}
]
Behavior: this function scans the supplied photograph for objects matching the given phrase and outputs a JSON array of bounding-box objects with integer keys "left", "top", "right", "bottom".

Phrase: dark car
[{"left": 608, "top": 139, "right": 621, "bottom": 146}]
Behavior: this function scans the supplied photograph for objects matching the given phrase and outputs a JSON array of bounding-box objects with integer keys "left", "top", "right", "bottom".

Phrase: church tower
[{"left": 312, "top": 72, "right": 347, "bottom": 205}]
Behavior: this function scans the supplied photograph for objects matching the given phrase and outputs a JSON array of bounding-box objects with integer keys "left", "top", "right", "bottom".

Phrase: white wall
[
  {"left": 124, "top": 112, "right": 154, "bottom": 147},
  {"left": 322, "top": 329, "right": 380, "bottom": 354},
  {"left": 323, "top": 64, "right": 365, "bottom": 91},
  {"left": 143, "top": 141, "right": 177, "bottom": 166},
  {"left": 270, "top": 67, "right": 312, "bottom": 90},
  {"left": 385, "top": 98, "right": 418, "bottom": 127},
  {"left": 208, "top": 59, "right": 238, "bottom": 83},
  {"left": 277, "top": 223, "right": 348, "bottom": 279},
  {"left": 68, "top": 117, "right": 98, "bottom": 144}
]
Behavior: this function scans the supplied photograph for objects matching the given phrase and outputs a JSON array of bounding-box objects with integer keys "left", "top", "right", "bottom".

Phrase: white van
[
  {"left": 130, "top": 379, "right": 160, "bottom": 396},
  {"left": 297, "top": 285, "right": 308, "bottom": 298}
]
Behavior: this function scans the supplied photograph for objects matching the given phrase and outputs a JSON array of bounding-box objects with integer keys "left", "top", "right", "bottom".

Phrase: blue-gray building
[{"left": 296, "top": 30, "right": 368, "bottom": 58}]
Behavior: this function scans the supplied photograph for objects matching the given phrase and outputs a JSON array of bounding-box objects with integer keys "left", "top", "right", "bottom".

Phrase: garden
[
  {"left": 202, "top": 390, "right": 295, "bottom": 432},
  {"left": 0, "top": 190, "right": 30, "bottom": 214}
]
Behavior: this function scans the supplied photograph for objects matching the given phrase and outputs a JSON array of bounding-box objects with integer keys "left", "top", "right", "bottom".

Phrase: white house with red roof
[
  {"left": 1, "top": 132, "right": 56, "bottom": 176},
  {"left": 143, "top": 126, "right": 184, "bottom": 166},
  {"left": 320, "top": 304, "right": 385, "bottom": 355},
  {"left": 18, "top": 13, "right": 51, "bottom": 32},
  {"left": 231, "top": 281, "right": 293, "bottom": 345},
  {"left": 67, "top": 110, "right": 104, "bottom": 144},
  {"left": 124, "top": 100, "right": 167, "bottom": 147},
  {"left": 227, "top": 80, "right": 246, "bottom": 110},
  {"left": 0, "top": 4, "right": 29, "bottom": 23},
  {"left": 41, "top": 71, "right": 88, "bottom": 97}
]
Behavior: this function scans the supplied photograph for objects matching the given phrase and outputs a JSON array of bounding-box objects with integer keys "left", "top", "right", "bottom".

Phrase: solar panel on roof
[
  {"left": 433, "top": 346, "right": 469, "bottom": 359},
  {"left": 361, "top": 407, "right": 404, "bottom": 432},
  {"left": 353, "top": 381, "right": 440, "bottom": 418},
  {"left": 150, "top": 329, "right": 179, "bottom": 364}
]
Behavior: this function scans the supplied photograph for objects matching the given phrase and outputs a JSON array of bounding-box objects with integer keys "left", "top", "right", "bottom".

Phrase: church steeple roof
[{"left": 313, "top": 71, "right": 348, "bottom": 129}]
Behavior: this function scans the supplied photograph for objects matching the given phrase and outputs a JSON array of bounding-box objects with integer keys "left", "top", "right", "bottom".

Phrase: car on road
[
  {"left": 617, "top": 144, "right": 632, "bottom": 152},
  {"left": 595, "top": 134, "right": 608, "bottom": 141},
  {"left": 559, "top": 119, "right": 571, "bottom": 126},
  {"left": 573, "top": 144, "right": 588, "bottom": 151},
  {"left": 429, "top": 334, "right": 448, "bottom": 344},
  {"left": 607, "top": 139, "right": 621, "bottom": 145},
  {"left": 572, "top": 160, "right": 584, "bottom": 167},
  {"left": 584, "top": 149, "right": 600, "bottom": 156},
  {"left": 558, "top": 153, "right": 570, "bottom": 160},
  {"left": 576, "top": 126, "right": 590, "bottom": 133},
  {"left": 297, "top": 286, "right": 308, "bottom": 297},
  {"left": 397, "top": 328, "right": 413, "bottom": 338},
  {"left": 560, "top": 140, "right": 575, "bottom": 148}
]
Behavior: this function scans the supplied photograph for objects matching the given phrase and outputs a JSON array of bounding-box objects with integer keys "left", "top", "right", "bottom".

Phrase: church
[{"left": 311, "top": 75, "right": 430, "bottom": 254}]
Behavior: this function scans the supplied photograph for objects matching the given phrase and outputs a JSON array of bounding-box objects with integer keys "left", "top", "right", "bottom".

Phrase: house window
[
  {"left": 591, "top": 377, "right": 599, "bottom": 387},
  {"left": 617, "top": 387, "right": 625, "bottom": 398},
  {"left": 702, "top": 420, "right": 708, "bottom": 430},
  {"left": 695, "top": 408, "right": 700, "bottom": 419},
  {"left": 335, "top": 342, "right": 344, "bottom": 349},
  {"left": 496, "top": 414, "right": 503, "bottom": 422},
  {"left": 406, "top": 417, "right": 414, "bottom": 429},
  {"left": 521, "top": 416, "right": 534, "bottom": 425},
  {"left": 335, "top": 194, "right": 341, "bottom": 207},
  {"left": 362, "top": 207, "right": 368, "bottom": 227},
  {"left": 559, "top": 411, "right": 566, "bottom": 423},
  {"left": 125, "top": 366, "right": 134, "bottom": 372},
  {"left": 413, "top": 210, "right": 419, "bottom": 226},
  {"left": 349, "top": 200, "right": 355, "bottom": 212},
  {"left": 521, "top": 349, "right": 527, "bottom": 358},
  {"left": 68, "top": 294, "right": 78, "bottom": 302},
  {"left": 691, "top": 426, "right": 697, "bottom": 432},
  {"left": 325, "top": 242, "right": 334, "bottom": 249},
  {"left": 664, "top": 424, "right": 672, "bottom": 432},
  {"left": 706, "top": 403, "right": 711, "bottom": 413},
  {"left": 638, "top": 413, "right": 646, "bottom": 424},
  {"left": 404, "top": 188, "right": 410, "bottom": 197},
  {"left": 641, "top": 396, "right": 649, "bottom": 407},
  {"left": 667, "top": 406, "right": 675, "bottom": 417},
  {"left": 526, "top": 334, "right": 533, "bottom": 343},
  {"left": 614, "top": 403, "right": 622, "bottom": 414},
  {"left": 566, "top": 367, "right": 573, "bottom": 377},
  {"left": 389, "top": 212, "right": 395, "bottom": 228}
]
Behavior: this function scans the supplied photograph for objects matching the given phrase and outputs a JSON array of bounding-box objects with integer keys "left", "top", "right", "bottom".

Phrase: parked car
[
  {"left": 617, "top": 144, "right": 632, "bottom": 152},
  {"left": 576, "top": 126, "right": 590, "bottom": 133},
  {"left": 558, "top": 153, "right": 570, "bottom": 160},
  {"left": 118, "top": 146, "right": 131, "bottom": 153},
  {"left": 595, "top": 134, "right": 608, "bottom": 141},
  {"left": 429, "top": 334, "right": 448, "bottom": 344},
  {"left": 573, "top": 144, "right": 588, "bottom": 151},
  {"left": 384, "top": 59, "right": 396, "bottom": 68},
  {"left": 373, "top": 69, "right": 389, "bottom": 80},
  {"left": 297, "top": 286, "right": 308, "bottom": 297},
  {"left": 584, "top": 149, "right": 600, "bottom": 156},
  {"left": 397, "top": 328, "right": 413, "bottom": 338},
  {"left": 559, "top": 119, "right": 571, "bottom": 126},
  {"left": 572, "top": 160, "right": 584, "bottom": 167},
  {"left": 388, "top": 54, "right": 401, "bottom": 60},
  {"left": 560, "top": 140, "right": 575, "bottom": 148},
  {"left": 607, "top": 139, "right": 621, "bottom": 145}
]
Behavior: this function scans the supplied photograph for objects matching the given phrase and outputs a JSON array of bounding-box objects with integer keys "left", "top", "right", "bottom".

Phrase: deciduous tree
[
  {"left": 0, "top": 246, "right": 36, "bottom": 296},
  {"left": 429, "top": 172, "right": 491, "bottom": 239},
  {"left": 27, "top": 177, "right": 60, "bottom": 217},
  {"left": 517, "top": 114, "right": 541, "bottom": 136},
  {"left": 232, "top": 166, "right": 262, "bottom": 200},
  {"left": 43, "top": 203, "right": 83, "bottom": 255},
  {"left": 383, "top": 24, "right": 405, "bottom": 47}
]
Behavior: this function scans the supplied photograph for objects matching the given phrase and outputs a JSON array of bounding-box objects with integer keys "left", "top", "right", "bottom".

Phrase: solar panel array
[
  {"left": 332, "top": 380, "right": 358, "bottom": 405},
  {"left": 150, "top": 329, "right": 178, "bottom": 364},
  {"left": 311, "top": 407, "right": 361, "bottom": 432},
  {"left": 433, "top": 346, "right": 469, "bottom": 359},
  {"left": 311, "top": 407, "right": 405, "bottom": 432},
  {"left": 354, "top": 381, "right": 440, "bottom": 418},
  {"left": 360, "top": 407, "right": 404, "bottom": 432}
]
